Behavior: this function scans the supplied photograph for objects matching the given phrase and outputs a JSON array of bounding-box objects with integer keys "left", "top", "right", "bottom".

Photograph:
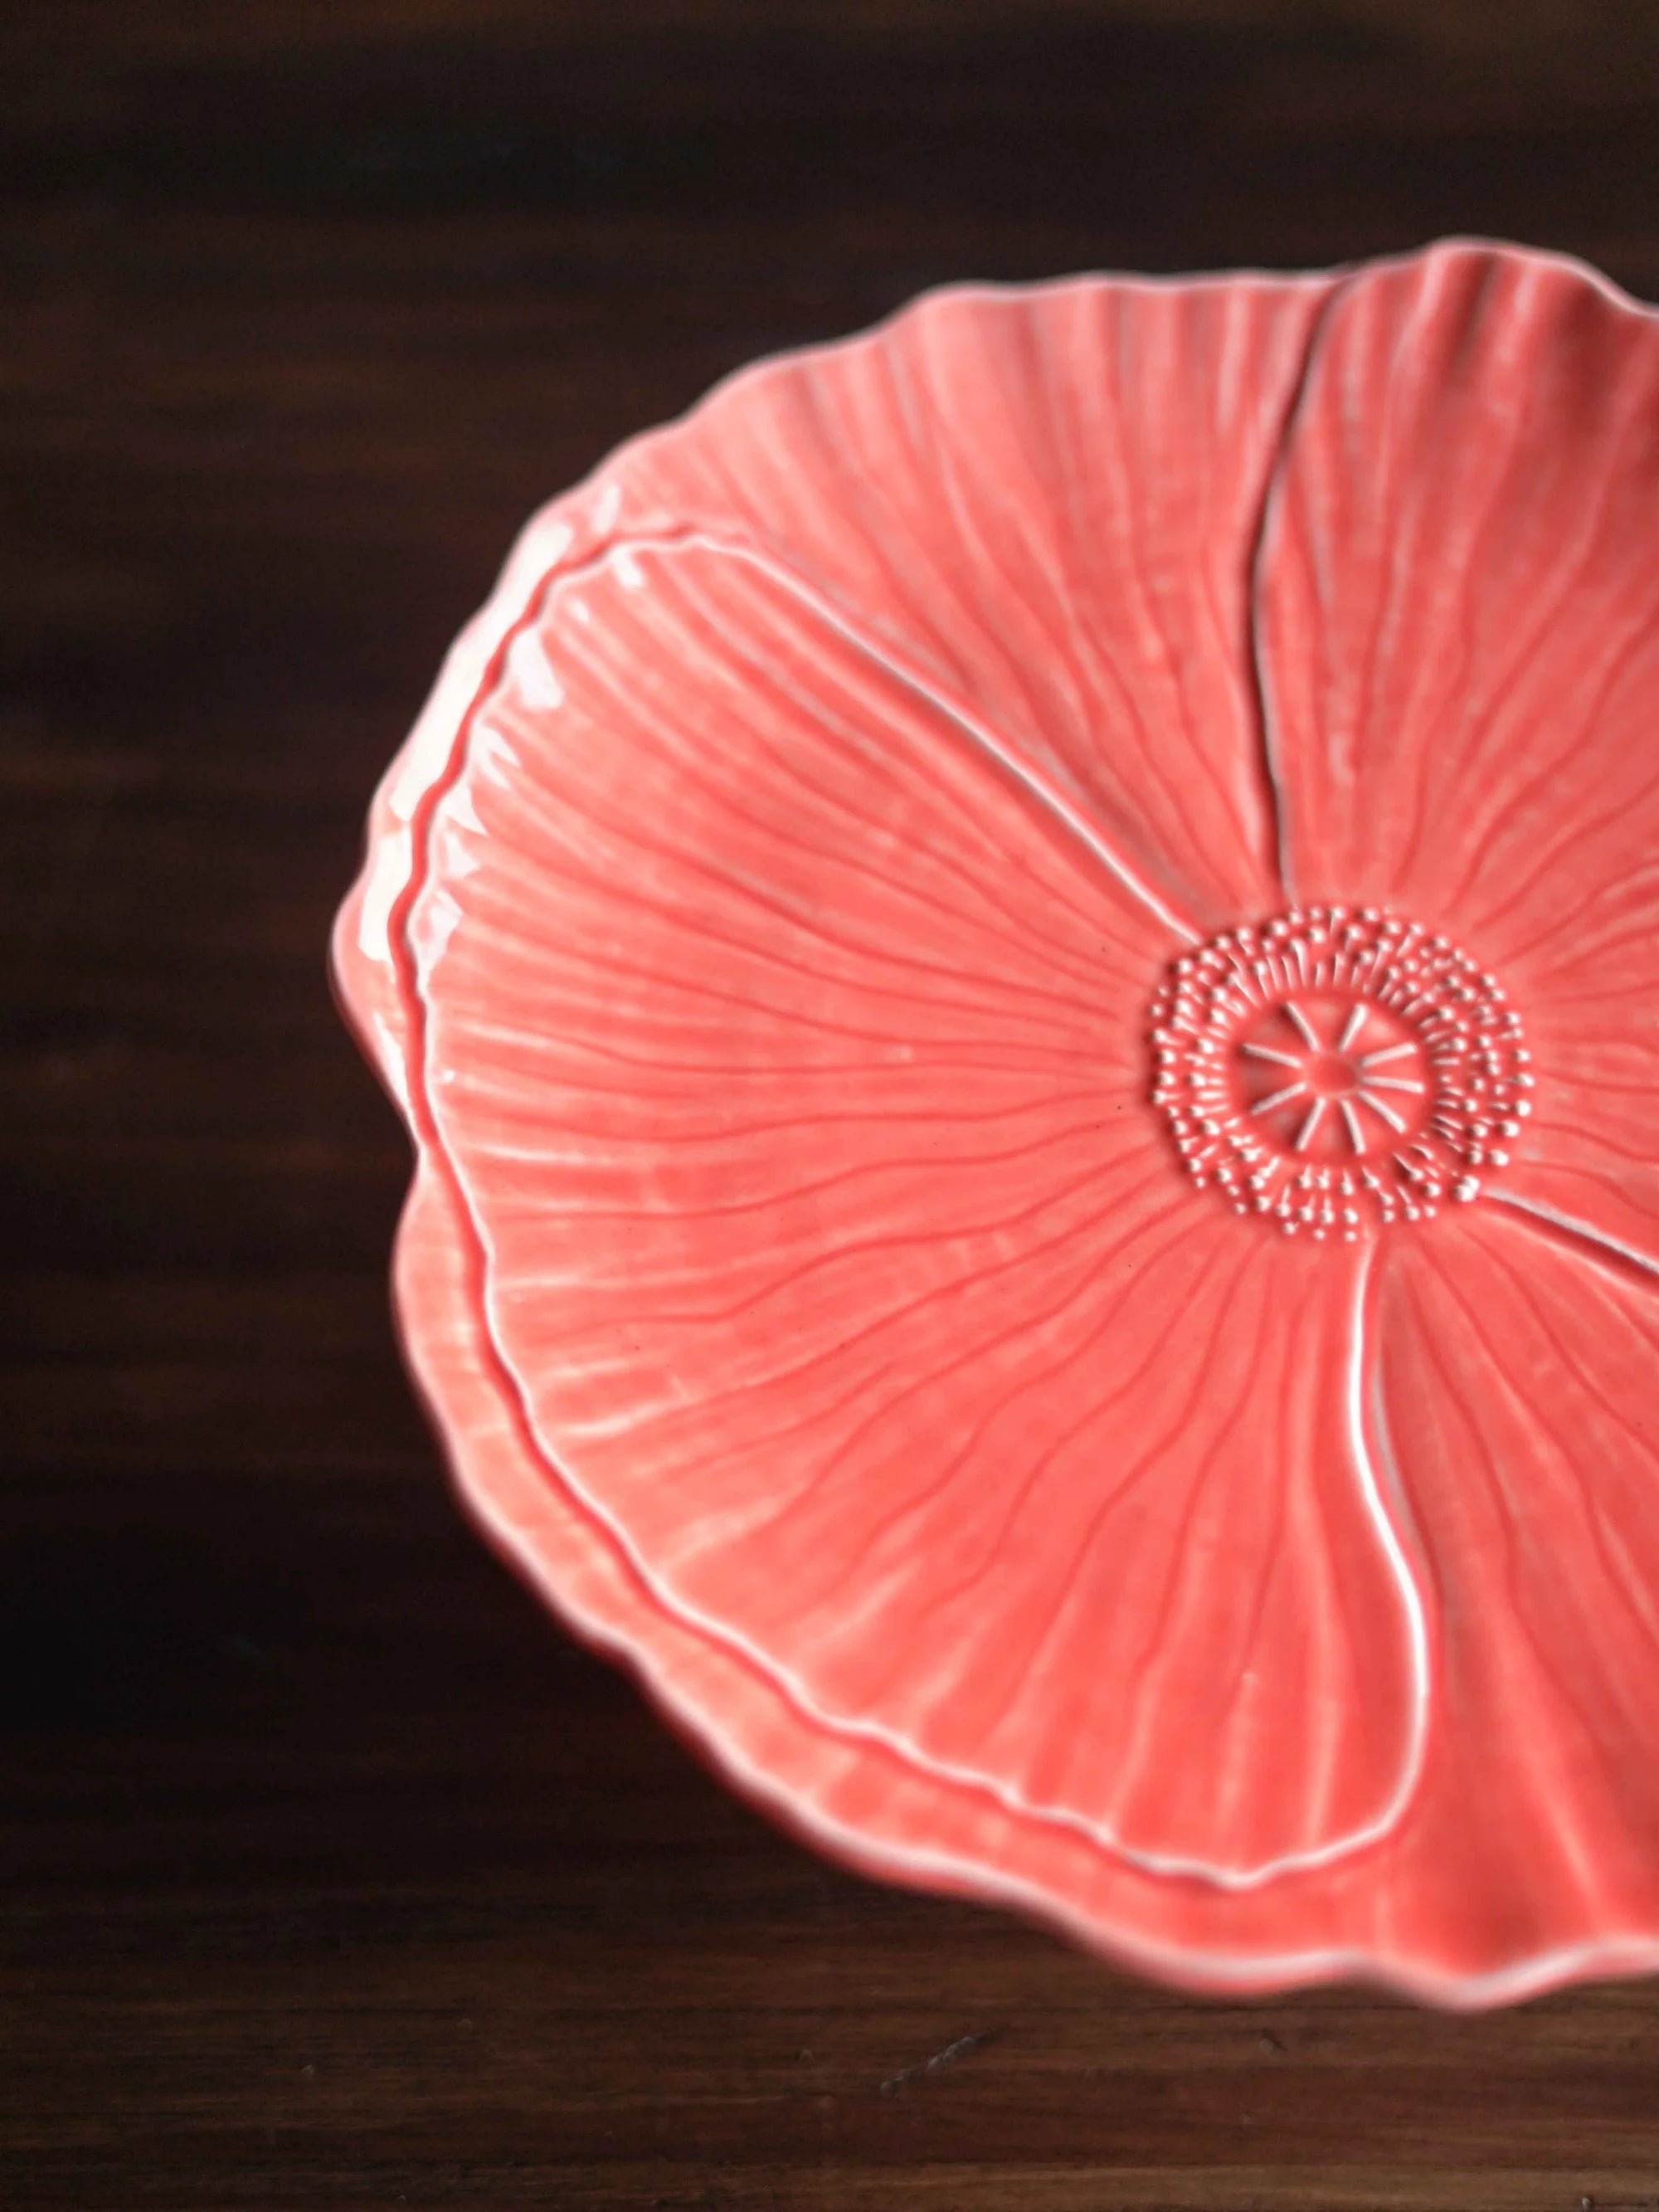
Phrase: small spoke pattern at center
[{"left": 1238, "top": 997, "right": 1426, "bottom": 1160}]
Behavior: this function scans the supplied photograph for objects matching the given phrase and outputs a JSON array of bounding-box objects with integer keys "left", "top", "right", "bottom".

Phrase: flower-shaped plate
[{"left": 333, "top": 240, "right": 1659, "bottom": 2005}]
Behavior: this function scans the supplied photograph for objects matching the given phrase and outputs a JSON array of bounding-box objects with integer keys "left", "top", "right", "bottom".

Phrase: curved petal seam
[
  {"left": 621, "top": 533, "right": 1204, "bottom": 945},
  {"left": 1245, "top": 271, "right": 1358, "bottom": 906},
  {"left": 1488, "top": 1188, "right": 1659, "bottom": 1293},
  {"left": 442, "top": 1048, "right": 1433, "bottom": 1884}
]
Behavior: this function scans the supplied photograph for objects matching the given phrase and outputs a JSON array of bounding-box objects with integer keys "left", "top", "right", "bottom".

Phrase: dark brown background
[{"left": 7, "top": 3, "right": 1659, "bottom": 2205}]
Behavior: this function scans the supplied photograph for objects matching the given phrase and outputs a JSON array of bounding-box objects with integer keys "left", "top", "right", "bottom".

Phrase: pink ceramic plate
[{"left": 334, "top": 239, "right": 1659, "bottom": 2006}]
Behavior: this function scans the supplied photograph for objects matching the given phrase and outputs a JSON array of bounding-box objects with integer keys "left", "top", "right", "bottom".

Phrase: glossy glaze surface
[{"left": 335, "top": 240, "right": 1659, "bottom": 2003}]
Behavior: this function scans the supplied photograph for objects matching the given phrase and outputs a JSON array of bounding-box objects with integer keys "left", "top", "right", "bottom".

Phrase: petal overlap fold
[
  {"left": 1256, "top": 243, "right": 1659, "bottom": 947},
  {"left": 412, "top": 538, "right": 1427, "bottom": 1881},
  {"left": 1376, "top": 1206, "right": 1659, "bottom": 1946}
]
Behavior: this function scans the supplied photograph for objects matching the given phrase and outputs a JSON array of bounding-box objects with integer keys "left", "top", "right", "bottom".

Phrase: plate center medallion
[{"left": 1148, "top": 907, "right": 1531, "bottom": 1236}]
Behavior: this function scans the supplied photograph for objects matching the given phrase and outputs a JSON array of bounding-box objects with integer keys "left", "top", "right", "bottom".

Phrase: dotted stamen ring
[{"left": 1147, "top": 906, "right": 1532, "bottom": 1236}]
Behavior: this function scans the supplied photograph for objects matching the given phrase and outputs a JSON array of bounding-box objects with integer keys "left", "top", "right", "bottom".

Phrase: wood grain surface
[{"left": 7, "top": 4, "right": 1659, "bottom": 2205}]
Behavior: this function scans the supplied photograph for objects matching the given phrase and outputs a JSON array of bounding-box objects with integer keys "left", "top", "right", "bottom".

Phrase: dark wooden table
[{"left": 8, "top": 5, "right": 1659, "bottom": 2205}]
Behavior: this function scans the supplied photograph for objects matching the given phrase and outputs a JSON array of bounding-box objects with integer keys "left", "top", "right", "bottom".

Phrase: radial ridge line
[
  {"left": 1251, "top": 1080, "right": 1306, "bottom": 1116},
  {"left": 1359, "top": 1042, "right": 1417, "bottom": 1068},
  {"left": 1283, "top": 1001, "right": 1322, "bottom": 1050}
]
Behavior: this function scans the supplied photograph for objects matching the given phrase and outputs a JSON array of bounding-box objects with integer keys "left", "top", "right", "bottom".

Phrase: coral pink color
[{"left": 333, "top": 241, "right": 1659, "bottom": 2004}]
